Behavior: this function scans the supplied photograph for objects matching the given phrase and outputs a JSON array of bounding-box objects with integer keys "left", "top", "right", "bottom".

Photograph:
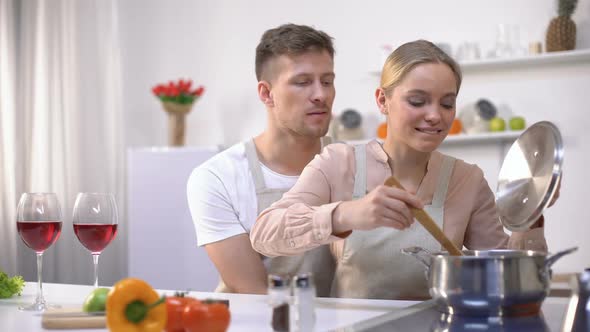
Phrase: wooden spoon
[{"left": 384, "top": 176, "right": 463, "bottom": 256}]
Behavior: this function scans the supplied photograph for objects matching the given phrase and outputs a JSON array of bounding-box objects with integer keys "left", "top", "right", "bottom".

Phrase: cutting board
[{"left": 41, "top": 308, "right": 106, "bottom": 329}]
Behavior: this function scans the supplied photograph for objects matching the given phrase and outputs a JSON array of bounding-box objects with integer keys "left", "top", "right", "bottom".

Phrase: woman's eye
[
  {"left": 408, "top": 99, "right": 425, "bottom": 107},
  {"left": 441, "top": 103, "right": 455, "bottom": 109}
]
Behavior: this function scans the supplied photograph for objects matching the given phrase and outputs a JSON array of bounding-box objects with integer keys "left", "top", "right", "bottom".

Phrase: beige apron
[
  {"left": 330, "top": 144, "right": 455, "bottom": 300},
  {"left": 216, "top": 137, "right": 335, "bottom": 296}
]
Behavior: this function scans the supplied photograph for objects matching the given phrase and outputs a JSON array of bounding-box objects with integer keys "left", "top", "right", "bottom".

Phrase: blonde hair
[{"left": 380, "top": 40, "right": 462, "bottom": 96}]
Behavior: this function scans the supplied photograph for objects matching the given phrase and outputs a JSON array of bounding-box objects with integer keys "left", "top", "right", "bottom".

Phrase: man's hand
[
  {"left": 205, "top": 234, "right": 268, "bottom": 294},
  {"left": 332, "top": 185, "right": 423, "bottom": 234}
]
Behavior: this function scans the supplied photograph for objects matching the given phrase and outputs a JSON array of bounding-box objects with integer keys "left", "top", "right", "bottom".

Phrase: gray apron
[
  {"left": 216, "top": 137, "right": 335, "bottom": 296},
  {"left": 330, "top": 144, "right": 455, "bottom": 300}
]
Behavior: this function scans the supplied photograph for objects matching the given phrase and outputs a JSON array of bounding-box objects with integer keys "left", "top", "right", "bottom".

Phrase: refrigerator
[{"left": 127, "top": 146, "right": 221, "bottom": 291}]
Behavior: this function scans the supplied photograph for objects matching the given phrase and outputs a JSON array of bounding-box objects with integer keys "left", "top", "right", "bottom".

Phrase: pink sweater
[{"left": 251, "top": 140, "right": 546, "bottom": 258}]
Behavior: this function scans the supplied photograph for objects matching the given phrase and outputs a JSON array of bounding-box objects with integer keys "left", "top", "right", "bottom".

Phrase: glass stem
[
  {"left": 92, "top": 254, "right": 100, "bottom": 288},
  {"left": 36, "top": 252, "right": 44, "bottom": 304}
]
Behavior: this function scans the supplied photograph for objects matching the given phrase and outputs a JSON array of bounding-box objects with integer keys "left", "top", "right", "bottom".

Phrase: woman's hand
[{"left": 332, "top": 185, "right": 424, "bottom": 234}]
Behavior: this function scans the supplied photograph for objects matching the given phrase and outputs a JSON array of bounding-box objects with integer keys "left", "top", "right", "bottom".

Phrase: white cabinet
[{"left": 127, "top": 147, "right": 221, "bottom": 291}]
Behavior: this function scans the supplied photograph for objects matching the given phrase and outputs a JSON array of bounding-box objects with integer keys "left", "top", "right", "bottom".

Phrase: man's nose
[{"left": 311, "top": 81, "right": 327, "bottom": 103}]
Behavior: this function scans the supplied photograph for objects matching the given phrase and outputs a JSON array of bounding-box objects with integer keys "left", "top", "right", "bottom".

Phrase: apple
[
  {"left": 489, "top": 117, "right": 506, "bottom": 132},
  {"left": 509, "top": 116, "right": 526, "bottom": 130}
]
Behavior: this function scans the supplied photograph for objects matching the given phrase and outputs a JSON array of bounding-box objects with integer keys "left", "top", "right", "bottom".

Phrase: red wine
[
  {"left": 17, "top": 221, "right": 62, "bottom": 252},
  {"left": 73, "top": 223, "right": 117, "bottom": 253}
]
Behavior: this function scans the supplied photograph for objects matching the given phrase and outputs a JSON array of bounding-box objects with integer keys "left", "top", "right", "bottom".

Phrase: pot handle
[
  {"left": 401, "top": 246, "right": 432, "bottom": 269},
  {"left": 545, "top": 247, "right": 578, "bottom": 269}
]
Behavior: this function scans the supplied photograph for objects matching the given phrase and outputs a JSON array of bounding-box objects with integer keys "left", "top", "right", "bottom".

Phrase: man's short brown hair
[{"left": 255, "top": 23, "right": 334, "bottom": 81}]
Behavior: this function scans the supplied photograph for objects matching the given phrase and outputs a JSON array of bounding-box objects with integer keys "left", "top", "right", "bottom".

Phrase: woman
[{"left": 250, "top": 40, "right": 549, "bottom": 300}]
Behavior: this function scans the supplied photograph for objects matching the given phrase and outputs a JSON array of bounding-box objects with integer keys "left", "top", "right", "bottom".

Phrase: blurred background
[{"left": 1, "top": 0, "right": 589, "bottom": 290}]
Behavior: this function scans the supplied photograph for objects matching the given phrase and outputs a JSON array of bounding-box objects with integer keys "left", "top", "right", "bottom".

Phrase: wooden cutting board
[{"left": 41, "top": 308, "right": 106, "bottom": 329}]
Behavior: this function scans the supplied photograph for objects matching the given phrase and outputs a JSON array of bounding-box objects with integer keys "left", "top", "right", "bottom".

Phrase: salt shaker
[
  {"left": 268, "top": 275, "right": 291, "bottom": 332},
  {"left": 293, "top": 273, "right": 316, "bottom": 332}
]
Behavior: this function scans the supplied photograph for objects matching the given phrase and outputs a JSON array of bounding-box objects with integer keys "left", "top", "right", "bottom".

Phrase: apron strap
[
  {"left": 246, "top": 137, "right": 331, "bottom": 193},
  {"left": 431, "top": 156, "right": 456, "bottom": 208},
  {"left": 244, "top": 139, "right": 267, "bottom": 192},
  {"left": 352, "top": 144, "right": 367, "bottom": 200}
]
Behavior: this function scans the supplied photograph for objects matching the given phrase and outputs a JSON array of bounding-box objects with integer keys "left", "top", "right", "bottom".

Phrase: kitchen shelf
[
  {"left": 459, "top": 48, "right": 590, "bottom": 71},
  {"left": 345, "top": 130, "right": 523, "bottom": 146},
  {"left": 442, "top": 130, "right": 523, "bottom": 144},
  {"left": 370, "top": 49, "right": 590, "bottom": 75}
]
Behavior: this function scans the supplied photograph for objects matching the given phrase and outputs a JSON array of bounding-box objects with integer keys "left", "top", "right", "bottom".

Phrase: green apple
[
  {"left": 82, "top": 287, "right": 109, "bottom": 312},
  {"left": 509, "top": 116, "right": 526, "bottom": 130},
  {"left": 489, "top": 117, "right": 506, "bottom": 132}
]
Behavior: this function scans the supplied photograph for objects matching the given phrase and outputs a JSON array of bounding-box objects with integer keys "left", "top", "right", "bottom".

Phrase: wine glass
[
  {"left": 16, "top": 193, "right": 63, "bottom": 311},
  {"left": 72, "top": 193, "right": 118, "bottom": 288}
]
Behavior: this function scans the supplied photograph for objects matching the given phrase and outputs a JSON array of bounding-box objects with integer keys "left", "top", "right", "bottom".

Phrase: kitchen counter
[
  {"left": 0, "top": 282, "right": 414, "bottom": 331},
  {"left": 0, "top": 282, "right": 572, "bottom": 331}
]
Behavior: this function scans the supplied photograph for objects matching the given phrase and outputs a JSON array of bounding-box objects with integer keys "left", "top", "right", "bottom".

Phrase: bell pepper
[{"left": 106, "top": 278, "right": 167, "bottom": 332}]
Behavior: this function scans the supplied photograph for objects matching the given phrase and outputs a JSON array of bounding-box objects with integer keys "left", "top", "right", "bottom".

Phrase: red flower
[
  {"left": 151, "top": 78, "right": 205, "bottom": 105},
  {"left": 192, "top": 86, "right": 205, "bottom": 96}
]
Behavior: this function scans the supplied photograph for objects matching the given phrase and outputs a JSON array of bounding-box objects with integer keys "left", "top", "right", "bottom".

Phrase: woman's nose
[{"left": 424, "top": 106, "right": 442, "bottom": 123}]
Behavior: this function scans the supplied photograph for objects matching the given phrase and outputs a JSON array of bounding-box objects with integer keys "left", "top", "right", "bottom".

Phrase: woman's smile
[{"left": 415, "top": 127, "right": 443, "bottom": 135}]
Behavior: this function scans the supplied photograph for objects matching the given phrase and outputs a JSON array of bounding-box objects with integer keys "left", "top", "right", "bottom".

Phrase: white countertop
[{"left": 0, "top": 282, "right": 416, "bottom": 331}]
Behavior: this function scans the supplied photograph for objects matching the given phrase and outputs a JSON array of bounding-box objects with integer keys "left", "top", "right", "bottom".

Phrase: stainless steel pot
[{"left": 403, "top": 246, "right": 577, "bottom": 317}]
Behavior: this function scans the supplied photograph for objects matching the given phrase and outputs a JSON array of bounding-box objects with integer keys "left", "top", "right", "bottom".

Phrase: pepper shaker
[
  {"left": 293, "top": 273, "right": 316, "bottom": 331},
  {"left": 268, "top": 275, "right": 291, "bottom": 332}
]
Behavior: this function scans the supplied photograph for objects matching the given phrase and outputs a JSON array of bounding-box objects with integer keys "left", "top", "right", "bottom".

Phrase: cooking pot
[{"left": 403, "top": 246, "right": 577, "bottom": 317}]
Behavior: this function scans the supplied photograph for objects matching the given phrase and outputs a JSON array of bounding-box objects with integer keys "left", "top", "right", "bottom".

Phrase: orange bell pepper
[{"left": 106, "top": 278, "right": 167, "bottom": 332}]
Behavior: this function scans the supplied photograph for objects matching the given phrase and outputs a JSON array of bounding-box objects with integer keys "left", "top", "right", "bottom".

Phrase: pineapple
[{"left": 546, "top": 0, "right": 578, "bottom": 52}]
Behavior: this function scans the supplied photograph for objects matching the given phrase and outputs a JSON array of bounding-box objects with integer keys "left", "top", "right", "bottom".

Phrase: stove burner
[
  {"left": 344, "top": 298, "right": 568, "bottom": 331},
  {"left": 436, "top": 300, "right": 543, "bottom": 317}
]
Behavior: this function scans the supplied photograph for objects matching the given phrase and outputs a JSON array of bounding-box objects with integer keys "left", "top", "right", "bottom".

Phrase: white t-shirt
[{"left": 187, "top": 141, "right": 298, "bottom": 246}]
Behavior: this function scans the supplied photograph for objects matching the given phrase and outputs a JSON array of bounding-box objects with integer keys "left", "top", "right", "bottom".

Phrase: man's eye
[
  {"left": 295, "top": 81, "right": 310, "bottom": 86},
  {"left": 322, "top": 80, "right": 334, "bottom": 86},
  {"left": 441, "top": 103, "right": 455, "bottom": 109}
]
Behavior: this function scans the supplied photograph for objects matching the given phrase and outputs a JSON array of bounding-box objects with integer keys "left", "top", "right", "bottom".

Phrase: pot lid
[{"left": 495, "top": 121, "right": 563, "bottom": 231}]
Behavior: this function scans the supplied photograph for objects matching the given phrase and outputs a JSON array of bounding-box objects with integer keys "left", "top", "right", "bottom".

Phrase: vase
[{"left": 162, "top": 102, "right": 193, "bottom": 146}]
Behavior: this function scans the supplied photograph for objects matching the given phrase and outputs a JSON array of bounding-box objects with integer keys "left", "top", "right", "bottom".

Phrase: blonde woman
[{"left": 250, "top": 40, "right": 551, "bottom": 300}]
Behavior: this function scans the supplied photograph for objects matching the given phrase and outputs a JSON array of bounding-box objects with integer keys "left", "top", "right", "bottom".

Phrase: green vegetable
[
  {"left": 83, "top": 287, "right": 109, "bottom": 312},
  {"left": 0, "top": 271, "right": 25, "bottom": 299}
]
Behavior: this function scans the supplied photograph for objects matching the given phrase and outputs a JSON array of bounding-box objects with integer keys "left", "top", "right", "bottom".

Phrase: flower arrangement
[
  {"left": 152, "top": 79, "right": 205, "bottom": 105},
  {"left": 152, "top": 78, "right": 205, "bottom": 146}
]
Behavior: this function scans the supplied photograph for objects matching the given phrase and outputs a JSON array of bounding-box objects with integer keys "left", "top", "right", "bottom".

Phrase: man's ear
[
  {"left": 257, "top": 81, "right": 274, "bottom": 107},
  {"left": 375, "top": 88, "right": 388, "bottom": 115}
]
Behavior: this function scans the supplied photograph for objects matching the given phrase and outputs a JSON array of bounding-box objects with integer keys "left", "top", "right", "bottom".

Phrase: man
[{"left": 187, "top": 23, "right": 336, "bottom": 294}]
